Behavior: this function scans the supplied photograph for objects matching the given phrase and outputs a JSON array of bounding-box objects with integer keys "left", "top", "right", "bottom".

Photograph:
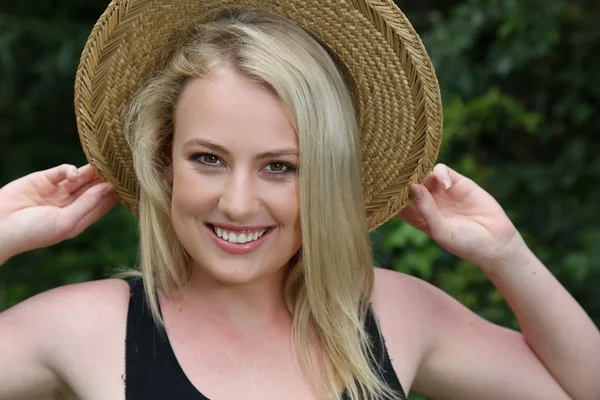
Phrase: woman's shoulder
[
  {"left": 4, "top": 277, "right": 130, "bottom": 319},
  {"left": 4, "top": 278, "right": 132, "bottom": 351},
  {"left": 371, "top": 268, "right": 448, "bottom": 391},
  {"left": 372, "top": 267, "right": 480, "bottom": 330},
  {"left": 372, "top": 267, "right": 430, "bottom": 314},
  {"left": 0, "top": 278, "right": 132, "bottom": 397},
  {"left": 6, "top": 278, "right": 130, "bottom": 353},
  {"left": 372, "top": 267, "right": 466, "bottom": 338},
  {"left": 19, "top": 278, "right": 131, "bottom": 320},
  {"left": 372, "top": 268, "right": 433, "bottom": 338},
  {"left": 372, "top": 267, "right": 452, "bottom": 321}
]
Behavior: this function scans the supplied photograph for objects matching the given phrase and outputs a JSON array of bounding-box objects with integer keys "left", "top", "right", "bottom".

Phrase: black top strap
[{"left": 363, "top": 307, "right": 407, "bottom": 399}]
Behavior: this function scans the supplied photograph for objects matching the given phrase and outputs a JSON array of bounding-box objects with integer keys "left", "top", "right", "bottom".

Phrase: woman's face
[{"left": 169, "top": 67, "right": 302, "bottom": 285}]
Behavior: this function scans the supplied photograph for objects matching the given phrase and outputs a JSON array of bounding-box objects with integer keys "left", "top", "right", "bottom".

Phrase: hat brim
[{"left": 74, "top": 0, "right": 443, "bottom": 231}]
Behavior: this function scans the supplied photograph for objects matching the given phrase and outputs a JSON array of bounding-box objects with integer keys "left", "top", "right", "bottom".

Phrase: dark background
[{"left": 1, "top": 1, "right": 599, "bottom": 399}]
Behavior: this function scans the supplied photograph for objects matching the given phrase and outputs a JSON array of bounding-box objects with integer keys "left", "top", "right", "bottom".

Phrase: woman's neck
[{"left": 165, "top": 263, "right": 292, "bottom": 336}]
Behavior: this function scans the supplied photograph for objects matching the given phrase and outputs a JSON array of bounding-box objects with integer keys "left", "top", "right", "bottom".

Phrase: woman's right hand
[{"left": 0, "top": 164, "right": 118, "bottom": 262}]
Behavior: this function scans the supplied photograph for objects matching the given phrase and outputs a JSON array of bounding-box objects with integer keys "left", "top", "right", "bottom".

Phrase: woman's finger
[
  {"left": 440, "top": 164, "right": 471, "bottom": 187},
  {"left": 70, "top": 177, "right": 105, "bottom": 199},
  {"left": 410, "top": 183, "right": 451, "bottom": 242},
  {"left": 433, "top": 164, "right": 453, "bottom": 190},
  {"left": 397, "top": 203, "right": 430, "bottom": 233},
  {"left": 67, "top": 194, "right": 118, "bottom": 239},
  {"left": 61, "top": 165, "right": 99, "bottom": 194},
  {"left": 76, "top": 164, "right": 97, "bottom": 182},
  {"left": 44, "top": 164, "right": 80, "bottom": 184},
  {"left": 422, "top": 173, "right": 441, "bottom": 192},
  {"left": 55, "top": 182, "right": 114, "bottom": 233}
]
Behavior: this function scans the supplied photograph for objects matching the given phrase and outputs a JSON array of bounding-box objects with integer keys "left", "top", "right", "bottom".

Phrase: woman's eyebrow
[
  {"left": 256, "top": 149, "right": 299, "bottom": 160},
  {"left": 183, "top": 138, "right": 298, "bottom": 159},
  {"left": 183, "top": 138, "right": 228, "bottom": 154}
]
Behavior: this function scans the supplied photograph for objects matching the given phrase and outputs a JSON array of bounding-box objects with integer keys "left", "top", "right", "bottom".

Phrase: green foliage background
[{"left": 1, "top": 1, "right": 599, "bottom": 399}]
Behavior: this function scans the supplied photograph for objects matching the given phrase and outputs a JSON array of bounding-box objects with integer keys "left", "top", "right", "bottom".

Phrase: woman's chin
[{"left": 192, "top": 261, "right": 283, "bottom": 287}]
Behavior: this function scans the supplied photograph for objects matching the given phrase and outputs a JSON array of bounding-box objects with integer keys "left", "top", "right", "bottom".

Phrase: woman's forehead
[{"left": 173, "top": 70, "right": 298, "bottom": 152}]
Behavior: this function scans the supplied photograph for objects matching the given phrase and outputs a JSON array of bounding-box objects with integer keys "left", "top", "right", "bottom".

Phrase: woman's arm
[
  {"left": 479, "top": 236, "right": 600, "bottom": 399},
  {"left": 375, "top": 268, "right": 574, "bottom": 400},
  {"left": 390, "top": 164, "right": 600, "bottom": 400},
  {"left": 0, "top": 164, "right": 117, "bottom": 398},
  {"left": 0, "top": 302, "right": 65, "bottom": 399}
]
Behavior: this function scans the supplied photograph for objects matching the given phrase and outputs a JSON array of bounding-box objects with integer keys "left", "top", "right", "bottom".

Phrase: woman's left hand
[{"left": 397, "top": 164, "right": 524, "bottom": 268}]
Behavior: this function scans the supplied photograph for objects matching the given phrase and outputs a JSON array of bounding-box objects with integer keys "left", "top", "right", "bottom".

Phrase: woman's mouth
[
  {"left": 209, "top": 224, "right": 269, "bottom": 244},
  {"left": 205, "top": 224, "right": 275, "bottom": 254}
]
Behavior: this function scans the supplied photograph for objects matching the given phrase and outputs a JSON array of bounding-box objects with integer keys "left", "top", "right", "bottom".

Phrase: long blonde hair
[{"left": 123, "top": 8, "right": 398, "bottom": 400}]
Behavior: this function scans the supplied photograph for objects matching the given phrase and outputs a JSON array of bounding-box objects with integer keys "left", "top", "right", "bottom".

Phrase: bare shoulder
[
  {"left": 371, "top": 268, "right": 488, "bottom": 392},
  {"left": 372, "top": 267, "right": 465, "bottom": 319},
  {"left": 372, "top": 267, "right": 484, "bottom": 349},
  {"left": 0, "top": 278, "right": 131, "bottom": 399},
  {"left": 371, "top": 271, "right": 571, "bottom": 400},
  {"left": 3, "top": 278, "right": 130, "bottom": 326},
  {"left": 2, "top": 278, "right": 131, "bottom": 358},
  {"left": 370, "top": 268, "right": 442, "bottom": 392},
  {"left": 372, "top": 267, "right": 440, "bottom": 324}
]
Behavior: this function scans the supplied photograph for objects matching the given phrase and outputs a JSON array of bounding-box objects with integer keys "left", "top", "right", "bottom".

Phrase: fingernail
[
  {"left": 67, "top": 168, "right": 79, "bottom": 181},
  {"left": 410, "top": 184, "right": 423, "bottom": 200},
  {"left": 101, "top": 184, "right": 115, "bottom": 197},
  {"left": 443, "top": 179, "right": 452, "bottom": 190}
]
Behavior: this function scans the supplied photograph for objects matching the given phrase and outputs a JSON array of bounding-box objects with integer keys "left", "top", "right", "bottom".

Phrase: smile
[
  {"left": 211, "top": 225, "right": 268, "bottom": 244},
  {"left": 205, "top": 224, "right": 275, "bottom": 255}
]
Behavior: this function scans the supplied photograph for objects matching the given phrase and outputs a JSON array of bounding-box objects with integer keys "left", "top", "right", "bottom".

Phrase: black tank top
[{"left": 125, "top": 278, "right": 406, "bottom": 399}]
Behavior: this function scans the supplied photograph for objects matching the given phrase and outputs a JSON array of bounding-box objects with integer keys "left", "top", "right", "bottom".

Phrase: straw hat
[{"left": 74, "top": 0, "right": 443, "bottom": 231}]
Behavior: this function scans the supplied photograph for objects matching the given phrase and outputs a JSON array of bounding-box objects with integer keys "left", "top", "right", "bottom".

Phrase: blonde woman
[{"left": 1, "top": 2, "right": 599, "bottom": 400}]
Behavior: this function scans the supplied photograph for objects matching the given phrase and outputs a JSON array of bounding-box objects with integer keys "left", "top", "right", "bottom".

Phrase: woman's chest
[
  {"left": 157, "top": 317, "right": 320, "bottom": 400},
  {"left": 59, "top": 333, "right": 319, "bottom": 400}
]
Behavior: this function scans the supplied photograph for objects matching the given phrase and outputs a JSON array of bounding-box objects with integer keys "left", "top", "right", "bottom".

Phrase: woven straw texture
[{"left": 74, "top": 0, "right": 443, "bottom": 231}]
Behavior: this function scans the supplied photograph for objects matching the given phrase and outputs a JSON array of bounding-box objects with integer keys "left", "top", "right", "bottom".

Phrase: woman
[{"left": 1, "top": 2, "right": 599, "bottom": 400}]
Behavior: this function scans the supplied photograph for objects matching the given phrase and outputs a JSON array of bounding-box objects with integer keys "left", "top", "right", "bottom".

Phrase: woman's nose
[{"left": 217, "top": 168, "right": 260, "bottom": 222}]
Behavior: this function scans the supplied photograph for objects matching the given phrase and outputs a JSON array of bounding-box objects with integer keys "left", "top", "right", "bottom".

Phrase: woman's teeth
[{"left": 212, "top": 226, "right": 268, "bottom": 244}]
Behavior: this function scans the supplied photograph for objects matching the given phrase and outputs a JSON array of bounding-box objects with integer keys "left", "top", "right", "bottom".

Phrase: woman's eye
[
  {"left": 196, "top": 153, "right": 221, "bottom": 165},
  {"left": 267, "top": 162, "right": 285, "bottom": 172},
  {"left": 265, "top": 162, "right": 295, "bottom": 174}
]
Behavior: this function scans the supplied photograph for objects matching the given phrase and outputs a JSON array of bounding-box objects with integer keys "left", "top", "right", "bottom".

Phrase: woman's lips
[{"left": 205, "top": 223, "right": 275, "bottom": 255}]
